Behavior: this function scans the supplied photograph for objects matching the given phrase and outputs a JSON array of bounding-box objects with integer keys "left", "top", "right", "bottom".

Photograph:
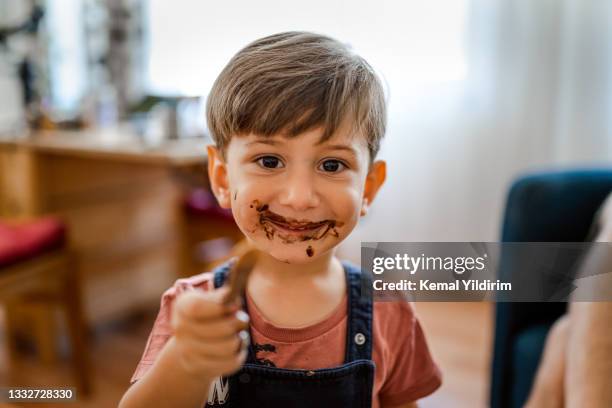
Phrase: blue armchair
[{"left": 490, "top": 168, "right": 612, "bottom": 408}]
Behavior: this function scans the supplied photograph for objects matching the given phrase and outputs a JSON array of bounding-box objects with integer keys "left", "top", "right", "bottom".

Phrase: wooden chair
[
  {"left": 178, "top": 188, "right": 244, "bottom": 277},
  {"left": 0, "top": 217, "right": 91, "bottom": 396}
]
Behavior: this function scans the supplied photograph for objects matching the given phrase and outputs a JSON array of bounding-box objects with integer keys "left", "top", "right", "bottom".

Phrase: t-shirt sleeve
[
  {"left": 130, "top": 274, "right": 214, "bottom": 384},
  {"left": 378, "top": 302, "right": 442, "bottom": 406}
]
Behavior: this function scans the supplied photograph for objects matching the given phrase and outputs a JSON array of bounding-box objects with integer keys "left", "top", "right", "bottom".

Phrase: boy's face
[{"left": 208, "top": 124, "right": 386, "bottom": 264}]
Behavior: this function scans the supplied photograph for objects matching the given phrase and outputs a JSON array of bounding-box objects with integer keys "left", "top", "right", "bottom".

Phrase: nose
[{"left": 278, "top": 167, "right": 320, "bottom": 212}]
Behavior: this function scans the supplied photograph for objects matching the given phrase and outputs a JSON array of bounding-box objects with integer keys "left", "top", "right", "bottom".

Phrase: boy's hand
[{"left": 170, "top": 286, "right": 250, "bottom": 380}]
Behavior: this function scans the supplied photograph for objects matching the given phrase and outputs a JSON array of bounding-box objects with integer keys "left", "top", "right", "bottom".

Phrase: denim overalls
[{"left": 205, "top": 259, "right": 375, "bottom": 408}]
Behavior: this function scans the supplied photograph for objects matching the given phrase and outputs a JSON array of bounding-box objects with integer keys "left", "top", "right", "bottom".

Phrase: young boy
[{"left": 119, "top": 31, "right": 441, "bottom": 408}]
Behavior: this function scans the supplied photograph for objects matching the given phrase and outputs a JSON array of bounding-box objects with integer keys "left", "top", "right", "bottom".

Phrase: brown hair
[{"left": 206, "top": 31, "right": 387, "bottom": 161}]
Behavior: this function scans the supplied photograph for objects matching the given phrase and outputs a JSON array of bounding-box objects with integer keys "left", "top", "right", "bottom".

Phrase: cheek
[
  {"left": 313, "top": 184, "right": 363, "bottom": 240},
  {"left": 327, "top": 184, "right": 362, "bottom": 219},
  {"left": 229, "top": 187, "right": 265, "bottom": 232},
  {"left": 333, "top": 194, "right": 361, "bottom": 236}
]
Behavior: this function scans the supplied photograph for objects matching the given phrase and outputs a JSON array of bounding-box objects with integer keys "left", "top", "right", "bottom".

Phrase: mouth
[
  {"left": 262, "top": 212, "right": 339, "bottom": 240},
  {"left": 266, "top": 218, "right": 328, "bottom": 236},
  {"left": 251, "top": 200, "right": 344, "bottom": 243}
]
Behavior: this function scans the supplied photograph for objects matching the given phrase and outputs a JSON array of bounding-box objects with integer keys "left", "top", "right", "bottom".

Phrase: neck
[{"left": 250, "top": 247, "right": 341, "bottom": 287}]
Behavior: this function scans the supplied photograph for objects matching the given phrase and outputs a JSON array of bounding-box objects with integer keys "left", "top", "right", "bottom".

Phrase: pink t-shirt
[{"left": 131, "top": 270, "right": 442, "bottom": 407}]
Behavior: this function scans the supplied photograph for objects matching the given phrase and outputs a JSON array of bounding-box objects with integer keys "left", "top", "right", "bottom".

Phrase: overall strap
[{"left": 343, "top": 260, "right": 374, "bottom": 362}]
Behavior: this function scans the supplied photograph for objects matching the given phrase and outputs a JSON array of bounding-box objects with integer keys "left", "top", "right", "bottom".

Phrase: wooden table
[{"left": 0, "top": 126, "right": 209, "bottom": 324}]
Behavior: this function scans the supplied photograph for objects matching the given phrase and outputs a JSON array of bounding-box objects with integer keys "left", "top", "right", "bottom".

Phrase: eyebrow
[
  {"left": 245, "top": 139, "right": 357, "bottom": 157},
  {"left": 324, "top": 144, "right": 358, "bottom": 156},
  {"left": 245, "top": 139, "right": 281, "bottom": 147}
]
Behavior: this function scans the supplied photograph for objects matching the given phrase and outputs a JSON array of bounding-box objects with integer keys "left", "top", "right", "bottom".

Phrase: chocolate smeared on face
[
  {"left": 234, "top": 191, "right": 237, "bottom": 201},
  {"left": 250, "top": 199, "right": 344, "bottom": 244},
  {"left": 306, "top": 245, "right": 314, "bottom": 257},
  {"left": 251, "top": 200, "right": 275, "bottom": 239}
]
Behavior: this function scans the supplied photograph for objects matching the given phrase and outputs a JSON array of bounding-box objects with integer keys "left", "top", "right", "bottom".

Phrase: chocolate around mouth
[{"left": 251, "top": 200, "right": 344, "bottom": 243}]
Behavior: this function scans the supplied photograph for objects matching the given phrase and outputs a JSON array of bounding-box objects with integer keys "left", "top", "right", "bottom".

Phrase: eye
[
  {"left": 256, "top": 155, "right": 284, "bottom": 169},
  {"left": 318, "top": 159, "right": 347, "bottom": 173}
]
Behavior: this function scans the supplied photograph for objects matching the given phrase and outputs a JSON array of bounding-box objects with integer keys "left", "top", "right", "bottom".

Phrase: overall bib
[{"left": 206, "top": 260, "right": 375, "bottom": 408}]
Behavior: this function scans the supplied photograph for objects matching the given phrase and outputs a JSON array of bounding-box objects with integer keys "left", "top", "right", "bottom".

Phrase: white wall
[{"left": 339, "top": 0, "right": 612, "bottom": 262}]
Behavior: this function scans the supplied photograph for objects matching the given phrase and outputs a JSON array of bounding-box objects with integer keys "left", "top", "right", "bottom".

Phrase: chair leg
[
  {"left": 61, "top": 255, "right": 92, "bottom": 397},
  {"left": 3, "top": 302, "right": 22, "bottom": 363},
  {"left": 177, "top": 212, "right": 197, "bottom": 279},
  {"left": 29, "top": 301, "right": 58, "bottom": 365}
]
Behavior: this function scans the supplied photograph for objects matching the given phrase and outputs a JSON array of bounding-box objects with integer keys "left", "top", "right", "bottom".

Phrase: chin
[
  {"left": 269, "top": 253, "right": 310, "bottom": 264},
  {"left": 258, "top": 241, "right": 332, "bottom": 264}
]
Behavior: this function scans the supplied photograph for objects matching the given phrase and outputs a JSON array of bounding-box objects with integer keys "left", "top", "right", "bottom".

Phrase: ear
[
  {"left": 361, "top": 160, "right": 386, "bottom": 217},
  {"left": 207, "top": 145, "right": 232, "bottom": 209}
]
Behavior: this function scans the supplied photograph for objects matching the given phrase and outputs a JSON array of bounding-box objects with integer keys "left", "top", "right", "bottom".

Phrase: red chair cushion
[
  {"left": 184, "top": 189, "right": 236, "bottom": 224},
  {"left": 0, "top": 217, "right": 66, "bottom": 268}
]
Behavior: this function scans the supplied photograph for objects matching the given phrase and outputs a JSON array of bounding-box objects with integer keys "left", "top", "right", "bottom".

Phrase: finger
[
  {"left": 181, "top": 347, "right": 247, "bottom": 376},
  {"left": 237, "top": 330, "right": 250, "bottom": 353},
  {"left": 175, "top": 288, "right": 237, "bottom": 321},
  {"left": 178, "top": 334, "right": 243, "bottom": 360},
  {"left": 175, "top": 310, "right": 250, "bottom": 340},
  {"left": 218, "top": 347, "right": 249, "bottom": 376}
]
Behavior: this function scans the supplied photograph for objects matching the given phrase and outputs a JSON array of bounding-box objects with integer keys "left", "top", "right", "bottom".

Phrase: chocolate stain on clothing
[{"left": 253, "top": 342, "right": 277, "bottom": 367}]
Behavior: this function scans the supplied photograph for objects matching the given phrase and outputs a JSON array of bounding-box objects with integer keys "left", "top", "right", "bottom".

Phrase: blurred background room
[{"left": 0, "top": 0, "right": 610, "bottom": 407}]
